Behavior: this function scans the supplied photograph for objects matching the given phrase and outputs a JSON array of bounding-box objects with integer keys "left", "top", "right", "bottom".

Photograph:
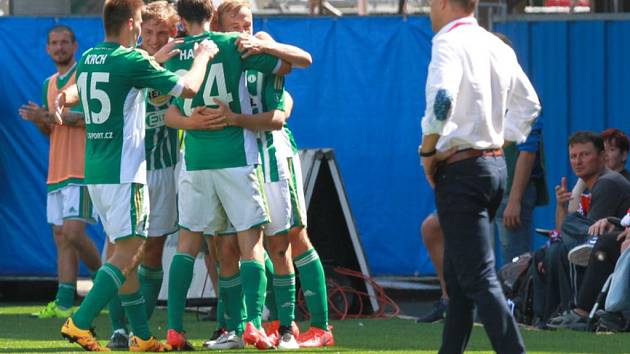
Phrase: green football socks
[
  {"left": 240, "top": 260, "right": 267, "bottom": 329},
  {"left": 167, "top": 253, "right": 195, "bottom": 332},
  {"left": 72, "top": 263, "right": 125, "bottom": 330},
  {"left": 138, "top": 265, "right": 163, "bottom": 319},
  {"left": 215, "top": 265, "right": 227, "bottom": 329},
  {"left": 108, "top": 295, "right": 127, "bottom": 332},
  {"left": 273, "top": 273, "right": 296, "bottom": 327},
  {"left": 219, "top": 273, "right": 245, "bottom": 335},
  {"left": 294, "top": 249, "right": 329, "bottom": 329},
  {"left": 263, "top": 252, "right": 278, "bottom": 321},
  {"left": 120, "top": 291, "right": 151, "bottom": 340},
  {"left": 55, "top": 282, "right": 75, "bottom": 310}
]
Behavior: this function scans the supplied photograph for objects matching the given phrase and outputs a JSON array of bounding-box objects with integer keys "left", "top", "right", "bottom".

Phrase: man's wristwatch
[{"left": 419, "top": 147, "right": 436, "bottom": 157}]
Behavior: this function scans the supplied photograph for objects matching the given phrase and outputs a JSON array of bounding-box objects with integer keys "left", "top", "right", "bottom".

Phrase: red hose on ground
[{"left": 296, "top": 267, "right": 401, "bottom": 320}]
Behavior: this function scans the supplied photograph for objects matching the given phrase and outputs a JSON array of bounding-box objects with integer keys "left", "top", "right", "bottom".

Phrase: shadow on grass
[{"left": 0, "top": 348, "right": 77, "bottom": 353}]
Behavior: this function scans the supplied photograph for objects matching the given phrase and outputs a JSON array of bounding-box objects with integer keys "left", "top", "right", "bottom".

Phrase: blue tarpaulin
[
  {"left": 0, "top": 16, "right": 436, "bottom": 278},
  {"left": 1, "top": 16, "right": 628, "bottom": 278}
]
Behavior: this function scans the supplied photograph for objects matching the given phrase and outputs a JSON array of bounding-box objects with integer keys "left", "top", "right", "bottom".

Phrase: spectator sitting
[
  {"left": 550, "top": 127, "right": 630, "bottom": 330},
  {"left": 565, "top": 128, "right": 630, "bottom": 218},
  {"left": 536, "top": 131, "right": 630, "bottom": 326},
  {"left": 547, "top": 217, "right": 627, "bottom": 329},
  {"left": 596, "top": 212, "right": 630, "bottom": 332},
  {"left": 566, "top": 129, "right": 630, "bottom": 266}
]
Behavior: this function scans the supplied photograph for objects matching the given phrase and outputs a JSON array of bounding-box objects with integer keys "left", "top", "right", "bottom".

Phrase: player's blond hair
[
  {"left": 142, "top": 1, "right": 180, "bottom": 30},
  {"left": 214, "top": 0, "right": 251, "bottom": 27}
]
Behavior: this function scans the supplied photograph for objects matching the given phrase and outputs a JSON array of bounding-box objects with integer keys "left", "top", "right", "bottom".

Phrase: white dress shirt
[{"left": 421, "top": 17, "right": 541, "bottom": 152}]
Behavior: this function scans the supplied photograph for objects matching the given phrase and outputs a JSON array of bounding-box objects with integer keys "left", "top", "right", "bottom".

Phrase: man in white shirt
[{"left": 419, "top": 0, "right": 540, "bottom": 352}]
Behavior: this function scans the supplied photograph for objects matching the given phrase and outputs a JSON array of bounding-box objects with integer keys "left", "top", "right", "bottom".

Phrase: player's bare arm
[
  {"left": 164, "top": 104, "right": 226, "bottom": 131},
  {"left": 179, "top": 39, "right": 219, "bottom": 98},
  {"left": 238, "top": 32, "right": 312, "bottom": 69},
  {"left": 205, "top": 98, "right": 286, "bottom": 131}
]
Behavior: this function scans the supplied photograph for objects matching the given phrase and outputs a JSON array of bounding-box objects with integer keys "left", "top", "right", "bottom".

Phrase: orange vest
[{"left": 46, "top": 72, "right": 86, "bottom": 187}]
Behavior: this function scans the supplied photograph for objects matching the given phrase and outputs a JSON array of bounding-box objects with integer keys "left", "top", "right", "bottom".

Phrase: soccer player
[
  {"left": 19, "top": 24, "right": 102, "bottom": 320},
  {"left": 205, "top": 2, "right": 334, "bottom": 347},
  {"left": 161, "top": 0, "right": 291, "bottom": 350},
  {"left": 200, "top": 0, "right": 329, "bottom": 349},
  {"left": 56, "top": 0, "right": 217, "bottom": 351},
  {"left": 103, "top": 2, "right": 184, "bottom": 349}
]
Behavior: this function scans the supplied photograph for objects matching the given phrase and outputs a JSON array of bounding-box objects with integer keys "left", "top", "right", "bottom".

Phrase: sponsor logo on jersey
[
  {"left": 147, "top": 90, "right": 170, "bottom": 107},
  {"left": 87, "top": 131, "right": 114, "bottom": 140},
  {"left": 146, "top": 111, "right": 166, "bottom": 129}
]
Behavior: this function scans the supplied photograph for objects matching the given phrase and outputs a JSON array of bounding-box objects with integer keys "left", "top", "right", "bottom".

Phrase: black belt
[{"left": 444, "top": 148, "right": 503, "bottom": 166}]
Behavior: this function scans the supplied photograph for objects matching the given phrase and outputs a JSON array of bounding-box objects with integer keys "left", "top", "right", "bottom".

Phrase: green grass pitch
[{"left": 1, "top": 305, "right": 629, "bottom": 353}]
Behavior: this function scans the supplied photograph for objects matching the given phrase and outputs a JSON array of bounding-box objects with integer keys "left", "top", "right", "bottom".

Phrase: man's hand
[
  {"left": 503, "top": 200, "right": 522, "bottom": 229},
  {"left": 236, "top": 33, "right": 268, "bottom": 59},
  {"left": 201, "top": 99, "right": 237, "bottom": 126},
  {"left": 421, "top": 155, "right": 438, "bottom": 188},
  {"left": 420, "top": 147, "right": 457, "bottom": 189},
  {"left": 153, "top": 38, "right": 183, "bottom": 64},
  {"left": 186, "top": 106, "right": 227, "bottom": 131},
  {"left": 18, "top": 101, "right": 48, "bottom": 123},
  {"left": 52, "top": 92, "right": 66, "bottom": 125},
  {"left": 555, "top": 177, "right": 572, "bottom": 207},
  {"left": 194, "top": 39, "right": 219, "bottom": 60},
  {"left": 589, "top": 218, "right": 615, "bottom": 236}
]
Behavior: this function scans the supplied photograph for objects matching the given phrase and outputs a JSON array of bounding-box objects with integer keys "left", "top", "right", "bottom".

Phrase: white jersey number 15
[{"left": 77, "top": 71, "right": 111, "bottom": 125}]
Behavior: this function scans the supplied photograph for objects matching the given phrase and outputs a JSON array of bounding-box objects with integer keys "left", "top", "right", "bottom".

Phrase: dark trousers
[
  {"left": 435, "top": 156, "right": 525, "bottom": 354},
  {"left": 549, "top": 237, "right": 584, "bottom": 313},
  {"left": 576, "top": 232, "right": 623, "bottom": 311}
]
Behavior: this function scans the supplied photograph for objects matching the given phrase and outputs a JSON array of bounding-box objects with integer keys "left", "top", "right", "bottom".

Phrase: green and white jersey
[
  {"left": 244, "top": 70, "right": 293, "bottom": 182},
  {"left": 77, "top": 42, "right": 181, "bottom": 184},
  {"left": 145, "top": 90, "right": 178, "bottom": 170},
  {"left": 165, "top": 31, "right": 281, "bottom": 171}
]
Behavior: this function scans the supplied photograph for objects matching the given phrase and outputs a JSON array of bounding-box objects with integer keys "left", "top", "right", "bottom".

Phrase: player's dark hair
[
  {"left": 568, "top": 131, "right": 605, "bottom": 153},
  {"left": 103, "top": 0, "right": 145, "bottom": 37},
  {"left": 177, "top": 0, "right": 214, "bottom": 25},
  {"left": 47, "top": 24, "right": 76, "bottom": 43},
  {"left": 450, "top": 0, "right": 478, "bottom": 12},
  {"left": 601, "top": 128, "right": 630, "bottom": 154}
]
